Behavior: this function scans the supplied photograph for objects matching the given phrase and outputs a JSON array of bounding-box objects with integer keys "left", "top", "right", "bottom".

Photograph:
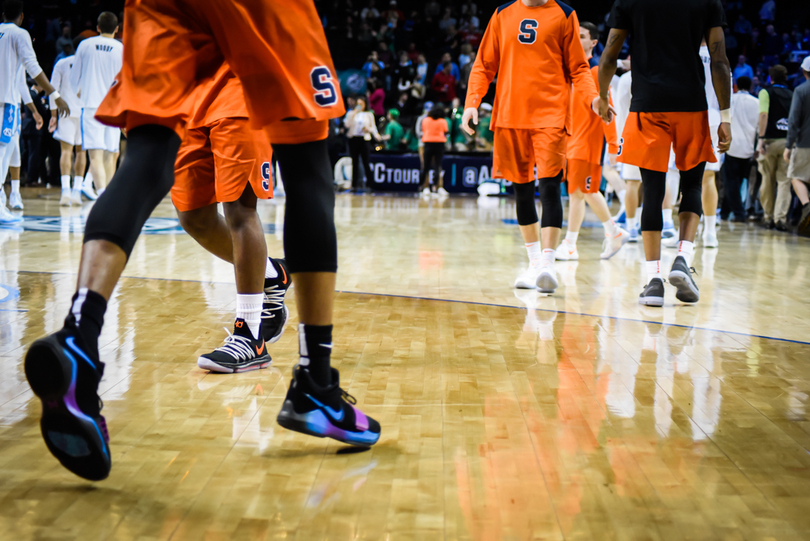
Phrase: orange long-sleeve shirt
[
  {"left": 465, "top": 0, "right": 597, "bottom": 131},
  {"left": 567, "top": 61, "right": 619, "bottom": 164}
]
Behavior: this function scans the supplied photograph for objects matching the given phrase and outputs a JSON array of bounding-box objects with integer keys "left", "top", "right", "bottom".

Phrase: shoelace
[
  {"left": 340, "top": 388, "right": 357, "bottom": 405},
  {"left": 262, "top": 285, "right": 286, "bottom": 320},
  {"left": 213, "top": 328, "right": 256, "bottom": 360}
]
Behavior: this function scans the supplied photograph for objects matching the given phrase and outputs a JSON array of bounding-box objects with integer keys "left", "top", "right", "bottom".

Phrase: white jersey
[
  {"left": 700, "top": 45, "right": 723, "bottom": 127},
  {"left": 615, "top": 71, "right": 633, "bottom": 139},
  {"left": 0, "top": 22, "right": 43, "bottom": 104},
  {"left": 49, "top": 56, "right": 81, "bottom": 118},
  {"left": 69, "top": 35, "right": 123, "bottom": 109}
]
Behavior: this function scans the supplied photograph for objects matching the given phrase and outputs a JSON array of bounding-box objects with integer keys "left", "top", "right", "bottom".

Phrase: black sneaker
[
  {"left": 262, "top": 258, "right": 291, "bottom": 344},
  {"left": 197, "top": 318, "right": 271, "bottom": 373},
  {"left": 24, "top": 316, "right": 111, "bottom": 481},
  {"left": 668, "top": 255, "right": 699, "bottom": 303},
  {"left": 799, "top": 204, "right": 810, "bottom": 238},
  {"left": 277, "top": 366, "right": 381, "bottom": 447},
  {"left": 638, "top": 278, "right": 665, "bottom": 307}
]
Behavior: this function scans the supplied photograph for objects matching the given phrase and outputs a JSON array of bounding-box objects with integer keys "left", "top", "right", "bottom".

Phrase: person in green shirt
[
  {"left": 448, "top": 99, "right": 472, "bottom": 150},
  {"left": 381, "top": 109, "right": 407, "bottom": 151},
  {"left": 475, "top": 103, "right": 494, "bottom": 151}
]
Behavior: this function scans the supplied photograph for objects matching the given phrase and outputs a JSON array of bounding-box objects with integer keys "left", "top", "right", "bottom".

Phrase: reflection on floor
[{"left": 1, "top": 190, "right": 810, "bottom": 539}]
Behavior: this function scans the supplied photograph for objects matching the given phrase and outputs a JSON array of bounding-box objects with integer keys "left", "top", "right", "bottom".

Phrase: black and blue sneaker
[
  {"left": 24, "top": 316, "right": 111, "bottom": 481},
  {"left": 262, "top": 258, "right": 291, "bottom": 344},
  {"left": 277, "top": 366, "right": 381, "bottom": 447}
]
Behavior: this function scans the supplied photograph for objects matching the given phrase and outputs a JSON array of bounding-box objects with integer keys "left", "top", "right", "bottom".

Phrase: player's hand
[
  {"left": 33, "top": 112, "right": 43, "bottom": 131},
  {"left": 717, "top": 122, "right": 731, "bottom": 154},
  {"left": 461, "top": 107, "right": 478, "bottom": 136},
  {"left": 593, "top": 96, "right": 615, "bottom": 123},
  {"left": 784, "top": 148, "right": 792, "bottom": 163},
  {"left": 55, "top": 97, "right": 70, "bottom": 118},
  {"left": 608, "top": 153, "right": 618, "bottom": 167},
  {"left": 48, "top": 116, "right": 57, "bottom": 133}
]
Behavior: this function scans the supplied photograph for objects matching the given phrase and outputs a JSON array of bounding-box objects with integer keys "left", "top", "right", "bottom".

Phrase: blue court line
[
  {"left": 0, "top": 309, "right": 27, "bottom": 312},
  {"left": 12, "top": 270, "right": 810, "bottom": 347}
]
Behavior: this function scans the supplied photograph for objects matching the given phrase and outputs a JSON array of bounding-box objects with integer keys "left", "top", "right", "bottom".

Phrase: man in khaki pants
[
  {"left": 756, "top": 65, "right": 793, "bottom": 230},
  {"left": 785, "top": 57, "right": 810, "bottom": 236}
]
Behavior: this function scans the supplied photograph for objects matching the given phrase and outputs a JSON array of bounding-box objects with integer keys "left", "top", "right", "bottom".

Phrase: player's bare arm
[
  {"left": 597, "top": 28, "right": 627, "bottom": 123},
  {"left": 705, "top": 26, "right": 732, "bottom": 152}
]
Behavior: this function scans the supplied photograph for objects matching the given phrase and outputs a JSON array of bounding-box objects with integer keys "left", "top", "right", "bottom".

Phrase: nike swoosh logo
[
  {"left": 319, "top": 343, "right": 333, "bottom": 349},
  {"left": 256, "top": 342, "right": 265, "bottom": 355},
  {"left": 280, "top": 263, "right": 288, "bottom": 285},
  {"left": 306, "top": 394, "right": 344, "bottom": 422},
  {"left": 66, "top": 337, "right": 97, "bottom": 370}
]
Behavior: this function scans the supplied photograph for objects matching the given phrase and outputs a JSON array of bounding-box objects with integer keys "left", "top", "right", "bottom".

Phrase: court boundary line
[{"left": 12, "top": 269, "right": 810, "bottom": 346}]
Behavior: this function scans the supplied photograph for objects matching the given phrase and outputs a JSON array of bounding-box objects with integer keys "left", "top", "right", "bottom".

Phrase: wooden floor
[{"left": 2, "top": 189, "right": 810, "bottom": 540}]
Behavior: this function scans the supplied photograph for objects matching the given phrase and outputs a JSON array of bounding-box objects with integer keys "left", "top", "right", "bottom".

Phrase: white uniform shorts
[
  {"left": 81, "top": 108, "right": 120, "bottom": 152},
  {"left": 54, "top": 116, "right": 83, "bottom": 147}
]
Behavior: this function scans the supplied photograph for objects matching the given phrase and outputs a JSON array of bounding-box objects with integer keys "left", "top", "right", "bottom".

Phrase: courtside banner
[{"left": 367, "top": 153, "right": 504, "bottom": 194}]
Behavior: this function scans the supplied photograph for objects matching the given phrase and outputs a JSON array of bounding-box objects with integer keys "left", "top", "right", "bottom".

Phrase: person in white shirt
[
  {"left": 0, "top": 0, "right": 69, "bottom": 223},
  {"left": 723, "top": 76, "right": 759, "bottom": 222},
  {"left": 6, "top": 66, "right": 43, "bottom": 211},
  {"left": 344, "top": 96, "right": 381, "bottom": 192},
  {"left": 49, "top": 50, "right": 86, "bottom": 206},
  {"left": 69, "top": 11, "right": 122, "bottom": 194}
]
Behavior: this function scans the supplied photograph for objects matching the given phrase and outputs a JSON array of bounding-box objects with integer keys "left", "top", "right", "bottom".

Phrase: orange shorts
[
  {"left": 618, "top": 111, "right": 716, "bottom": 173},
  {"left": 566, "top": 159, "right": 602, "bottom": 194},
  {"left": 96, "top": 0, "right": 343, "bottom": 144},
  {"left": 492, "top": 127, "right": 567, "bottom": 184},
  {"left": 171, "top": 117, "right": 273, "bottom": 213}
]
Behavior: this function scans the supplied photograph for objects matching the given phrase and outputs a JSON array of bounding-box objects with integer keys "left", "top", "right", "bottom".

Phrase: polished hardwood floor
[{"left": 1, "top": 189, "right": 810, "bottom": 540}]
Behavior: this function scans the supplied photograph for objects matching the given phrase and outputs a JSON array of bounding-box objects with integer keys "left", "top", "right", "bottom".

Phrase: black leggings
[
  {"left": 347, "top": 136, "right": 373, "bottom": 189},
  {"left": 640, "top": 162, "right": 705, "bottom": 231},
  {"left": 513, "top": 170, "right": 564, "bottom": 228},
  {"left": 421, "top": 142, "right": 445, "bottom": 189}
]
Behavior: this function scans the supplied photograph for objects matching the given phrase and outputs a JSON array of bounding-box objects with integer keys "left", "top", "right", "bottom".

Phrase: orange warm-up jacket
[
  {"left": 465, "top": 0, "right": 597, "bottom": 132},
  {"left": 567, "top": 61, "right": 619, "bottom": 164}
]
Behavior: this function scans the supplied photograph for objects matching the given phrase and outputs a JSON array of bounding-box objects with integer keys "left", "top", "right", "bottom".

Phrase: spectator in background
[
  {"left": 459, "top": 43, "right": 473, "bottom": 69},
  {"left": 361, "top": 0, "right": 380, "bottom": 22},
  {"left": 382, "top": 1, "right": 403, "bottom": 22},
  {"left": 415, "top": 54, "right": 429, "bottom": 86},
  {"left": 363, "top": 51, "right": 385, "bottom": 77},
  {"left": 381, "top": 109, "right": 406, "bottom": 151},
  {"left": 734, "top": 14, "right": 752, "bottom": 36},
  {"left": 759, "top": 0, "right": 776, "bottom": 23},
  {"left": 425, "top": 0, "right": 441, "bottom": 18},
  {"left": 438, "top": 7, "right": 456, "bottom": 31},
  {"left": 406, "top": 43, "right": 420, "bottom": 62},
  {"left": 757, "top": 64, "right": 794, "bottom": 230},
  {"left": 785, "top": 57, "right": 810, "bottom": 235},
  {"left": 723, "top": 76, "right": 760, "bottom": 221},
  {"left": 763, "top": 25, "right": 781, "bottom": 66},
  {"left": 415, "top": 101, "right": 432, "bottom": 168},
  {"left": 54, "top": 42, "right": 73, "bottom": 64},
  {"left": 368, "top": 79, "right": 385, "bottom": 116},
  {"left": 475, "top": 103, "right": 493, "bottom": 151},
  {"left": 419, "top": 104, "right": 449, "bottom": 196},
  {"left": 393, "top": 51, "right": 414, "bottom": 92},
  {"left": 345, "top": 96, "right": 381, "bottom": 192},
  {"left": 55, "top": 23, "right": 71, "bottom": 53},
  {"left": 448, "top": 98, "right": 471, "bottom": 151},
  {"left": 458, "top": 50, "right": 476, "bottom": 101},
  {"left": 432, "top": 61, "right": 457, "bottom": 104},
  {"left": 433, "top": 52, "right": 460, "bottom": 80},
  {"left": 734, "top": 55, "right": 754, "bottom": 81}
]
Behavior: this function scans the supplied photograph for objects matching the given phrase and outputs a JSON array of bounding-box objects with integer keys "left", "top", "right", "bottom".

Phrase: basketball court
[{"left": 2, "top": 190, "right": 810, "bottom": 539}]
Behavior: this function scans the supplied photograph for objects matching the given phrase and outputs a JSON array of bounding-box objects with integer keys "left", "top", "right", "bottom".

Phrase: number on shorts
[
  {"left": 618, "top": 137, "right": 624, "bottom": 156},
  {"left": 261, "top": 161, "right": 271, "bottom": 192},
  {"left": 518, "top": 19, "right": 538, "bottom": 44},
  {"left": 310, "top": 66, "right": 337, "bottom": 107}
]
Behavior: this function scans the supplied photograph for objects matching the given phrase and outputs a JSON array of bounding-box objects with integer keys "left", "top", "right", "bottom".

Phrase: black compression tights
[
  {"left": 640, "top": 163, "right": 705, "bottom": 231},
  {"left": 513, "top": 170, "right": 563, "bottom": 228}
]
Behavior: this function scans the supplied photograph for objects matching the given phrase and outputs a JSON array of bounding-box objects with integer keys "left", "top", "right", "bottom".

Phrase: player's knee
[
  {"left": 513, "top": 182, "right": 539, "bottom": 226},
  {"left": 538, "top": 172, "right": 563, "bottom": 228},
  {"left": 177, "top": 207, "right": 214, "bottom": 238}
]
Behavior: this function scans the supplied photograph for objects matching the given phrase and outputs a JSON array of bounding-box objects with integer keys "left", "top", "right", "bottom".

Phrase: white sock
[
  {"left": 73, "top": 176, "right": 84, "bottom": 191},
  {"left": 646, "top": 260, "right": 662, "bottom": 283},
  {"left": 677, "top": 240, "right": 695, "bottom": 267},
  {"left": 541, "top": 249, "right": 555, "bottom": 267},
  {"left": 61, "top": 175, "right": 71, "bottom": 190},
  {"left": 84, "top": 172, "right": 93, "bottom": 188},
  {"left": 236, "top": 293, "right": 263, "bottom": 340},
  {"left": 265, "top": 258, "right": 279, "bottom": 279},
  {"left": 616, "top": 189, "right": 626, "bottom": 205},
  {"left": 662, "top": 208, "right": 673, "bottom": 224},
  {"left": 627, "top": 216, "right": 639, "bottom": 230},
  {"left": 526, "top": 241, "right": 542, "bottom": 267},
  {"left": 565, "top": 231, "right": 579, "bottom": 245},
  {"left": 705, "top": 214, "right": 717, "bottom": 234},
  {"left": 602, "top": 219, "right": 616, "bottom": 237},
  {"left": 10, "top": 180, "right": 20, "bottom": 195}
]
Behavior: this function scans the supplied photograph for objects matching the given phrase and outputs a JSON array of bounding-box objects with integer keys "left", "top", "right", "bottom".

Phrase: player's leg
[
  {"left": 603, "top": 161, "right": 626, "bottom": 219},
  {"left": 583, "top": 191, "right": 628, "bottom": 259},
  {"left": 536, "top": 171, "right": 564, "bottom": 293},
  {"left": 0, "top": 138, "right": 20, "bottom": 222},
  {"left": 87, "top": 150, "right": 107, "bottom": 194},
  {"left": 701, "top": 167, "right": 720, "bottom": 247},
  {"left": 57, "top": 141, "right": 75, "bottom": 206},
  {"left": 624, "top": 179, "right": 641, "bottom": 241},
  {"left": 103, "top": 151, "right": 117, "bottom": 190},
  {"left": 72, "top": 145, "right": 87, "bottom": 204},
  {"left": 662, "top": 167, "right": 679, "bottom": 240},
  {"left": 794, "top": 178, "right": 810, "bottom": 236},
  {"left": 8, "top": 166, "right": 23, "bottom": 210},
  {"left": 638, "top": 168, "right": 667, "bottom": 306},
  {"left": 556, "top": 189, "right": 583, "bottom": 261},
  {"left": 667, "top": 162, "right": 704, "bottom": 303},
  {"left": 23, "top": 125, "right": 181, "bottom": 480}
]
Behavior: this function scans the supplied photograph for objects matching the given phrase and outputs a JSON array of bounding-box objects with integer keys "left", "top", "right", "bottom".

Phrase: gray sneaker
[
  {"left": 668, "top": 255, "right": 699, "bottom": 303},
  {"left": 638, "top": 278, "right": 665, "bottom": 307}
]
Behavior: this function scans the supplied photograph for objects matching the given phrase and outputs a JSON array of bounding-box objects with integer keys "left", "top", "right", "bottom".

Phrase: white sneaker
[
  {"left": 555, "top": 239, "right": 579, "bottom": 261},
  {"left": 662, "top": 235, "right": 679, "bottom": 248},
  {"left": 0, "top": 205, "right": 22, "bottom": 224},
  {"left": 703, "top": 231, "right": 718, "bottom": 248},
  {"left": 59, "top": 189, "right": 72, "bottom": 207},
  {"left": 661, "top": 221, "right": 676, "bottom": 238},
  {"left": 514, "top": 264, "right": 540, "bottom": 289},
  {"left": 600, "top": 227, "right": 629, "bottom": 260},
  {"left": 421, "top": 188, "right": 431, "bottom": 197},
  {"left": 437, "top": 187, "right": 449, "bottom": 196},
  {"left": 8, "top": 191, "right": 23, "bottom": 210},
  {"left": 0, "top": 188, "right": 5, "bottom": 208},
  {"left": 536, "top": 265, "right": 559, "bottom": 294},
  {"left": 71, "top": 188, "right": 83, "bottom": 205},
  {"left": 81, "top": 185, "right": 99, "bottom": 200}
]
